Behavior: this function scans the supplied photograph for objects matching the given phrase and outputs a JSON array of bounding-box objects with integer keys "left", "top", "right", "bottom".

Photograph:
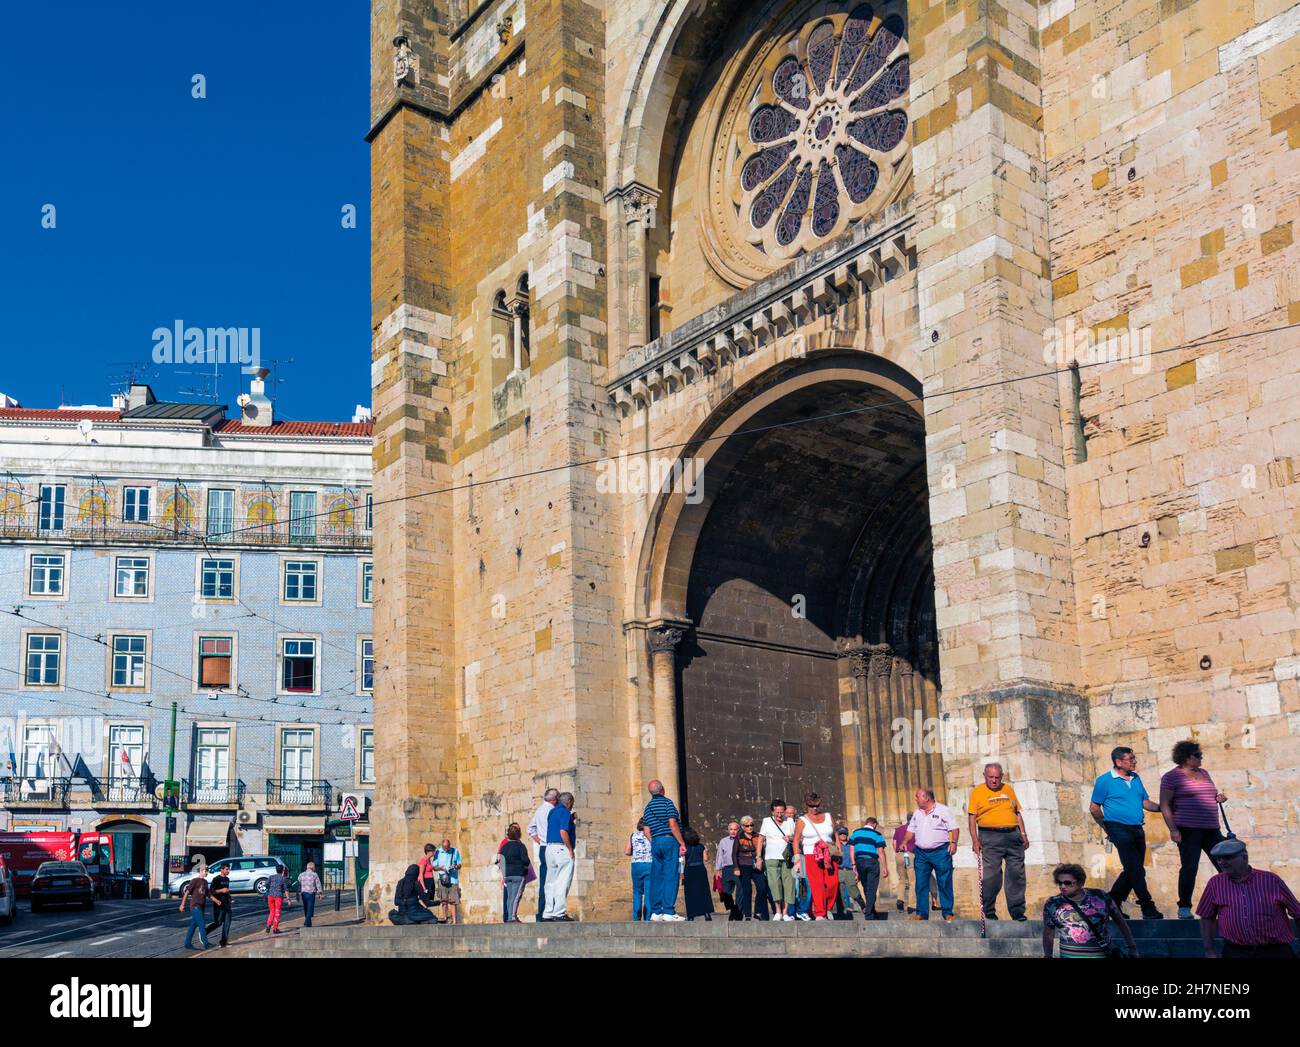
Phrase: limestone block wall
[{"left": 1045, "top": 0, "right": 1300, "bottom": 895}]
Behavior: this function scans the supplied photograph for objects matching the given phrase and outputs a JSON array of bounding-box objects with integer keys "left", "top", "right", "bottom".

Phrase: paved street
[{"left": 0, "top": 895, "right": 350, "bottom": 958}]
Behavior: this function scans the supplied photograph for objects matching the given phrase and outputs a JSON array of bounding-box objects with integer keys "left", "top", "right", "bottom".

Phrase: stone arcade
[{"left": 366, "top": 0, "right": 1300, "bottom": 921}]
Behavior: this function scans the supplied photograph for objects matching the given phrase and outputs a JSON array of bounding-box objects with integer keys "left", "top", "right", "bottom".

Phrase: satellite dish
[
  {"left": 77, "top": 419, "right": 95, "bottom": 438},
  {"left": 237, "top": 394, "right": 252, "bottom": 407}
]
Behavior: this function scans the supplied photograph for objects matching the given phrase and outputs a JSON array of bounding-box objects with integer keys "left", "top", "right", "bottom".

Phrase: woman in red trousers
[{"left": 794, "top": 792, "right": 839, "bottom": 919}]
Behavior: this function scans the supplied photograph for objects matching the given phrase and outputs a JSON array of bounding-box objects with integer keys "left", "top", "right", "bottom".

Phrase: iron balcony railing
[
  {"left": 182, "top": 778, "right": 246, "bottom": 806},
  {"left": 0, "top": 513, "right": 371, "bottom": 551},
  {"left": 100, "top": 775, "right": 157, "bottom": 806},
  {"left": 1, "top": 776, "right": 72, "bottom": 807},
  {"left": 265, "top": 779, "right": 332, "bottom": 808}
]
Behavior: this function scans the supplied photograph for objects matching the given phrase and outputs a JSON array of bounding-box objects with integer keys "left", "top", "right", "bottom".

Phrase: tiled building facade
[
  {"left": 0, "top": 384, "right": 374, "bottom": 891},
  {"left": 368, "top": 0, "right": 1300, "bottom": 921}
]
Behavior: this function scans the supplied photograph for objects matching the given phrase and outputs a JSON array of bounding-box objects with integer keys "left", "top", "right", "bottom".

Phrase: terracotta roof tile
[
  {"left": 0, "top": 408, "right": 122, "bottom": 421},
  {"left": 213, "top": 419, "right": 373, "bottom": 437}
]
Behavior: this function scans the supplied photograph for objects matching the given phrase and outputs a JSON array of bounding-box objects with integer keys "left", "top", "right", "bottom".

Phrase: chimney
[
  {"left": 111, "top": 392, "right": 127, "bottom": 411},
  {"left": 238, "top": 368, "right": 274, "bottom": 428},
  {"left": 127, "top": 383, "right": 155, "bottom": 411}
]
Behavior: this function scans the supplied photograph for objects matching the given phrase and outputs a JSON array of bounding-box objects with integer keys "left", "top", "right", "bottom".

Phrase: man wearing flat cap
[{"left": 1196, "top": 839, "right": 1300, "bottom": 958}]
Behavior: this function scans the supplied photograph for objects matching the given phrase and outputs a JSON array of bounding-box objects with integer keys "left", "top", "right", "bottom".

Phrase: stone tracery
[{"left": 733, "top": 5, "right": 909, "bottom": 260}]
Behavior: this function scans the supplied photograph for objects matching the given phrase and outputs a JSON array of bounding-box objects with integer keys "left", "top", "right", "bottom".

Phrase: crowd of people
[
  {"left": 178, "top": 859, "right": 322, "bottom": 950},
  {"left": 384, "top": 744, "right": 1300, "bottom": 959}
]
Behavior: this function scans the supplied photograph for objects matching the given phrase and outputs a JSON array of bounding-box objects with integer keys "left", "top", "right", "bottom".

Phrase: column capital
[
  {"left": 611, "top": 181, "right": 660, "bottom": 225},
  {"left": 646, "top": 618, "right": 690, "bottom": 654},
  {"left": 839, "top": 641, "right": 891, "bottom": 678}
]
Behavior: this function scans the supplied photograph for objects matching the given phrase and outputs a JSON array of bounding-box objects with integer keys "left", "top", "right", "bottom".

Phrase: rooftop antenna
[
  {"left": 261, "top": 358, "right": 295, "bottom": 403},
  {"left": 106, "top": 362, "right": 158, "bottom": 396}
]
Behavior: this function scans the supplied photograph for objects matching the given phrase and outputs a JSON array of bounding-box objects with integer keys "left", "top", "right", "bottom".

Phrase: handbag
[
  {"left": 524, "top": 862, "right": 537, "bottom": 884},
  {"left": 1063, "top": 892, "right": 1125, "bottom": 959}
]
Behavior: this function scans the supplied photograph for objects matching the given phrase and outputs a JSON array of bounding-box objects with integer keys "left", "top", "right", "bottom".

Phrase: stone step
[{"left": 235, "top": 918, "right": 1217, "bottom": 959}]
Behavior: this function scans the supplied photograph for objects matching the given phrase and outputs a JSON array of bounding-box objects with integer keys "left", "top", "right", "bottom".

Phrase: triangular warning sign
[{"left": 340, "top": 795, "right": 360, "bottom": 820}]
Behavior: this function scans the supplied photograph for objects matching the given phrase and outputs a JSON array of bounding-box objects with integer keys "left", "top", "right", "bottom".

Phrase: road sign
[
  {"left": 339, "top": 794, "right": 360, "bottom": 821},
  {"left": 165, "top": 815, "right": 177, "bottom": 834}
]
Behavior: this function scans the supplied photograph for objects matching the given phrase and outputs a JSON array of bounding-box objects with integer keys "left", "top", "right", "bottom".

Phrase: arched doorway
[{"left": 640, "top": 353, "right": 943, "bottom": 842}]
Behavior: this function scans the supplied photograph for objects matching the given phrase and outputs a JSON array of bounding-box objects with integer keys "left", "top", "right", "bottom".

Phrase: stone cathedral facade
[{"left": 366, "top": 0, "right": 1300, "bottom": 920}]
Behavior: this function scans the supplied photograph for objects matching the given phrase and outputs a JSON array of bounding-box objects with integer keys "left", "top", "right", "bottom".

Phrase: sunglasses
[{"left": 1055, "top": 879, "right": 1078, "bottom": 887}]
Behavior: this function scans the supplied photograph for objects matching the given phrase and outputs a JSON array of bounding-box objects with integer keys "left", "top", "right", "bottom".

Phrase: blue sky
[{"left": 0, "top": 2, "right": 371, "bottom": 422}]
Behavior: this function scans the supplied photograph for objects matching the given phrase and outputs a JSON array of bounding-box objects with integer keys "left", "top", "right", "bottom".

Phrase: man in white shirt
[
  {"left": 759, "top": 799, "right": 796, "bottom": 921},
  {"left": 902, "top": 787, "right": 959, "bottom": 922},
  {"left": 526, "top": 787, "right": 559, "bottom": 922}
]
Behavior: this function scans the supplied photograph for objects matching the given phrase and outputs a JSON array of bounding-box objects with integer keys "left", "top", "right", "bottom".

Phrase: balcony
[
  {"left": 265, "top": 779, "right": 332, "bottom": 809},
  {"left": 183, "top": 778, "right": 246, "bottom": 808},
  {"left": 0, "top": 513, "right": 371, "bottom": 552},
  {"left": 97, "top": 776, "right": 158, "bottom": 808},
  {"left": 1, "top": 776, "right": 71, "bottom": 808}
]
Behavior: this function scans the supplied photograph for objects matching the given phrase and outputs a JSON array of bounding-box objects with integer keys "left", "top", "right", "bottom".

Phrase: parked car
[
  {"left": 0, "top": 857, "right": 16, "bottom": 924},
  {"left": 30, "top": 861, "right": 94, "bottom": 912},
  {"left": 168, "top": 855, "right": 282, "bottom": 896}
]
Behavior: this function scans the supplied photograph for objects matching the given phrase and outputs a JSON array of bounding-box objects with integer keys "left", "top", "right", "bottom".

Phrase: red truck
[{"left": 0, "top": 832, "right": 114, "bottom": 896}]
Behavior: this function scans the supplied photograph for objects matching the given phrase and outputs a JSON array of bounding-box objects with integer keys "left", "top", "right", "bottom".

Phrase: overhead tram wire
[{"left": 183, "top": 320, "right": 1300, "bottom": 541}]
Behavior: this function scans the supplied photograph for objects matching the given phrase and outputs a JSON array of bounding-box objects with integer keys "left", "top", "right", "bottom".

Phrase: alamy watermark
[
  {"left": 151, "top": 320, "right": 262, "bottom": 374},
  {"left": 1042, "top": 317, "right": 1151, "bottom": 374},
  {"left": 891, "top": 710, "right": 999, "bottom": 757},
  {"left": 596, "top": 452, "right": 704, "bottom": 504}
]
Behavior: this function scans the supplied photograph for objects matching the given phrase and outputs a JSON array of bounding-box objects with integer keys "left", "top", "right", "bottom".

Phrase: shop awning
[
  {"left": 185, "top": 817, "right": 233, "bottom": 849},
  {"left": 264, "top": 815, "right": 325, "bottom": 836}
]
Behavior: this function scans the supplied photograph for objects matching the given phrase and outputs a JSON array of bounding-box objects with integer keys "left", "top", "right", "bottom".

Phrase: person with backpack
[
  {"left": 1042, "top": 863, "right": 1138, "bottom": 958},
  {"left": 179, "top": 871, "right": 211, "bottom": 950},
  {"left": 264, "top": 864, "right": 291, "bottom": 934}
]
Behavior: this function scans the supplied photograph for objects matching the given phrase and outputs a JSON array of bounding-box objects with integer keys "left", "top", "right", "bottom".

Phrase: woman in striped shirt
[{"left": 1159, "top": 740, "right": 1227, "bottom": 920}]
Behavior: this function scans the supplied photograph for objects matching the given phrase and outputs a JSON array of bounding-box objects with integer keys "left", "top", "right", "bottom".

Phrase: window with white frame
[
  {"left": 281, "top": 638, "right": 316, "bottom": 692},
  {"left": 114, "top": 556, "right": 150, "bottom": 598},
  {"left": 280, "top": 728, "right": 315, "bottom": 786},
  {"left": 200, "top": 558, "right": 235, "bottom": 599},
  {"left": 111, "top": 635, "right": 147, "bottom": 688},
  {"left": 38, "top": 484, "right": 65, "bottom": 532},
  {"left": 198, "top": 636, "right": 233, "bottom": 689},
  {"left": 109, "top": 724, "right": 145, "bottom": 779},
  {"left": 21, "top": 724, "right": 56, "bottom": 778},
  {"left": 194, "top": 727, "right": 231, "bottom": 802},
  {"left": 206, "top": 489, "right": 234, "bottom": 539},
  {"left": 289, "top": 490, "right": 316, "bottom": 543},
  {"left": 29, "top": 553, "right": 66, "bottom": 595},
  {"left": 360, "top": 728, "right": 375, "bottom": 784},
  {"left": 361, "top": 561, "right": 373, "bottom": 604},
  {"left": 283, "top": 560, "right": 318, "bottom": 602},
  {"left": 24, "top": 634, "right": 61, "bottom": 685},
  {"left": 361, "top": 638, "right": 374, "bottom": 693},
  {"left": 123, "top": 486, "right": 151, "bottom": 523}
]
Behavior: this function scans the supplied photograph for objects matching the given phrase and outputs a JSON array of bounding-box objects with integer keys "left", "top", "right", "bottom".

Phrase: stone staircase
[{"left": 239, "top": 917, "right": 1217, "bottom": 959}]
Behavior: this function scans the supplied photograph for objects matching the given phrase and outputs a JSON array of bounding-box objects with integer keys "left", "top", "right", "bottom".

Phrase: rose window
[{"left": 735, "top": 6, "right": 908, "bottom": 258}]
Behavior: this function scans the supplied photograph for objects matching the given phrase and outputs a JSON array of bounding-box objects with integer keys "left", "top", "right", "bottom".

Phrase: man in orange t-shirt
[{"left": 968, "top": 762, "right": 1030, "bottom": 921}]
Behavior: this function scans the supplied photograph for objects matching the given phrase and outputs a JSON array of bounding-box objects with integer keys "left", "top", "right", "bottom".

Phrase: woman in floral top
[{"left": 1042, "top": 863, "right": 1138, "bottom": 958}]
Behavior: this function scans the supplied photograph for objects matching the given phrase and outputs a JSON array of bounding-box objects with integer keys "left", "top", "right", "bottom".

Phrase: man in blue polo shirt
[
  {"left": 847, "top": 817, "right": 889, "bottom": 919},
  {"left": 542, "top": 791, "right": 577, "bottom": 921},
  {"left": 1089, "top": 746, "right": 1164, "bottom": 919}
]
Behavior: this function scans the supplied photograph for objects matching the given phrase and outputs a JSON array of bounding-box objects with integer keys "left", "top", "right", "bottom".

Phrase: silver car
[{"left": 169, "top": 855, "right": 282, "bottom": 896}]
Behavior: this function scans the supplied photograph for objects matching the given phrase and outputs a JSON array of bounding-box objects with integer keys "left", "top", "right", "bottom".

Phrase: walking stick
[{"left": 977, "top": 849, "right": 986, "bottom": 939}]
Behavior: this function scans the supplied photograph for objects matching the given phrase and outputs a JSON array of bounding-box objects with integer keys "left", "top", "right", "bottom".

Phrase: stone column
[
  {"left": 617, "top": 184, "right": 657, "bottom": 354},
  {"left": 647, "top": 623, "right": 686, "bottom": 803}
]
